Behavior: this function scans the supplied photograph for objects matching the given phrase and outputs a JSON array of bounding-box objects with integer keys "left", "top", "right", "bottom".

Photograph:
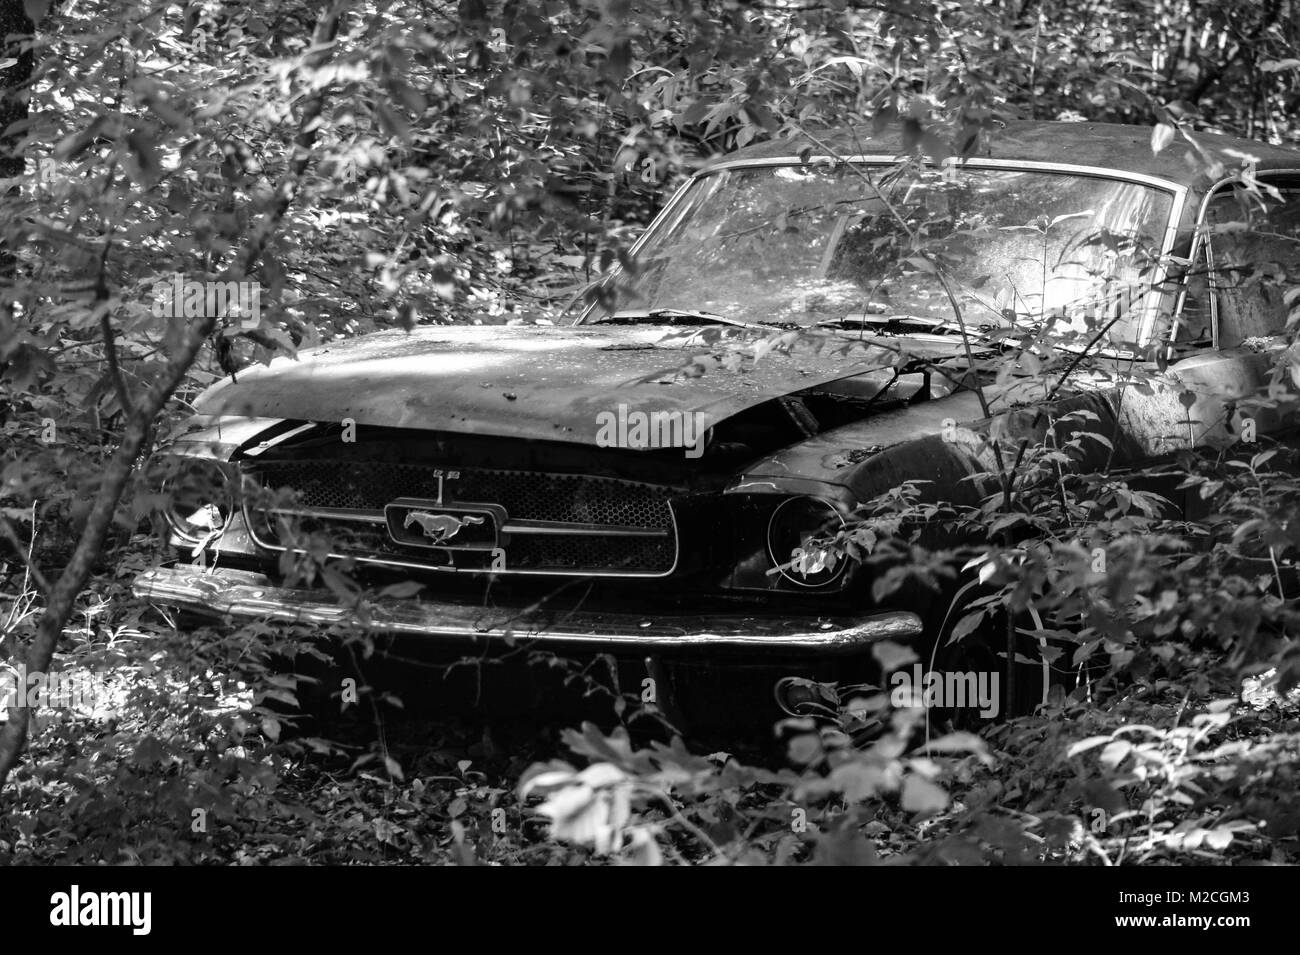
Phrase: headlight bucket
[
  {"left": 766, "top": 495, "right": 848, "bottom": 588},
  {"left": 155, "top": 456, "right": 236, "bottom": 543}
]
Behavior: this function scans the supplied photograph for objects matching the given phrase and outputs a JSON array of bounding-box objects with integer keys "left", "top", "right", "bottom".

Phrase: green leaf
[
  {"left": 872, "top": 640, "right": 919, "bottom": 673},
  {"left": 901, "top": 776, "right": 948, "bottom": 815},
  {"left": 261, "top": 716, "right": 281, "bottom": 741},
  {"left": 378, "top": 580, "right": 424, "bottom": 598},
  {"left": 949, "top": 610, "right": 984, "bottom": 644},
  {"left": 1204, "top": 827, "right": 1234, "bottom": 850},
  {"left": 1067, "top": 735, "right": 1113, "bottom": 757},
  {"left": 1150, "top": 122, "right": 1175, "bottom": 154}
]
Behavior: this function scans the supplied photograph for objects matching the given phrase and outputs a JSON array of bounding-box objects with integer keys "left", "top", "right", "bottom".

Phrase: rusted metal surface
[
  {"left": 1121, "top": 347, "right": 1284, "bottom": 454},
  {"left": 710, "top": 121, "right": 1300, "bottom": 193},
  {"left": 133, "top": 566, "right": 924, "bottom": 653},
  {"left": 730, "top": 390, "right": 986, "bottom": 491},
  {"left": 158, "top": 415, "right": 288, "bottom": 458},
  {"left": 196, "top": 324, "right": 905, "bottom": 447},
  {"left": 730, "top": 381, "right": 1174, "bottom": 507}
]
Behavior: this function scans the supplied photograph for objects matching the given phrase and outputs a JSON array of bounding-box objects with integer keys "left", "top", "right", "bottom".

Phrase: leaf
[
  {"left": 920, "top": 131, "right": 953, "bottom": 163},
  {"left": 1204, "top": 827, "right": 1234, "bottom": 850},
  {"left": 830, "top": 761, "right": 886, "bottom": 801},
  {"left": 949, "top": 610, "right": 984, "bottom": 644},
  {"left": 378, "top": 580, "right": 424, "bottom": 599},
  {"left": 812, "top": 829, "right": 879, "bottom": 865},
  {"left": 901, "top": 776, "right": 949, "bottom": 815},
  {"left": 1260, "top": 59, "right": 1300, "bottom": 72},
  {"left": 871, "top": 103, "right": 897, "bottom": 134},
  {"left": 627, "top": 829, "right": 662, "bottom": 866},
  {"left": 823, "top": 55, "right": 869, "bottom": 78},
  {"left": 53, "top": 119, "right": 106, "bottom": 160},
  {"left": 922, "top": 732, "right": 989, "bottom": 756},
  {"left": 577, "top": 763, "right": 628, "bottom": 788},
  {"left": 1049, "top": 210, "right": 1095, "bottom": 228},
  {"left": 126, "top": 129, "right": 163, "bottom": 185},
  {"left": 458, "top": 0, "right": 487, "bottom": 22},
  {"left": 521, "top": 769, "right": 577, "bottom": 795},
  {"left": 1150, "top": 122, "right": 1175, "bottom": 155},
  {"left": 1099, "top": 740, "right": 1132, "bottom": 768},
  {"left": 872, "top": 640, "right": 919, "bottom": 673},
  {"left": 1067, "top": 735, "right": 1113, "bottom": 757},
  {"left": 260, "top": 716, "right": 281, "bottom": 741},
  {"left": 375, "top": 99, "right": 412, "bottom": 142},
  {"left": 787, "top": 733, "right": 822, "bottom": 765}
]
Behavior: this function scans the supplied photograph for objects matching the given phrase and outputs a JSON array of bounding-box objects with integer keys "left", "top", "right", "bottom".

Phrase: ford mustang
[{"left": 133, "top": 120, "right": 1300, "bottom": 727}]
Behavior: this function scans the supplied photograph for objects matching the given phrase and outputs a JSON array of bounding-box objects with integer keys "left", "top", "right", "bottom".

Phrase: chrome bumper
[{"left": 132, "top": 566, "right": 923, "bottom": 655}]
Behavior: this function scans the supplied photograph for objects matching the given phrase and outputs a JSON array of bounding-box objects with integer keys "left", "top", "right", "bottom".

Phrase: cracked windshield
[{"left": 613, "top": 162, "right": 1173, "bottom": 348}]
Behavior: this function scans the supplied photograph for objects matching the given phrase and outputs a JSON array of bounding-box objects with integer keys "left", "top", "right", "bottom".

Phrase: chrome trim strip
[
  {"left": 501, "top": 519, "right": 669, "bottom": 538},
  {"left": 1149, "top": 182, "right": 1190, "bottom": 347},
  {"left": 262, "top": 507, "right": 670, "bottom": 538},
  {"left": 133, "top": 566, "right": 923, "bottom": 653},
  {"left": 699, "top": 154, "right": 1188, "bottom": 194},
  {"left": 240, "top": 422, "right": 320, "bottom": 458},
  {"left": 243, "top": 498, "right": 683, "bottom": 579},
  {"left": 574, "top": 176, "right": 697, "bottom": 324},
  {"left": 266, "top": 506, "right": 386, "bottom": 524}
]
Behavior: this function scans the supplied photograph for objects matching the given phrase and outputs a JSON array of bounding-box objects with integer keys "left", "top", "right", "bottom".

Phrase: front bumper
[{"left": 132, "top": 566, "right": 923, "bottom": 655}]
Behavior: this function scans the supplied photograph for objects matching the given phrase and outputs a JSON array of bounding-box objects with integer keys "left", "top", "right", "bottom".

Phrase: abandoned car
[{"left": 134, "top": 120, "right": 1300, "bottom": 723}]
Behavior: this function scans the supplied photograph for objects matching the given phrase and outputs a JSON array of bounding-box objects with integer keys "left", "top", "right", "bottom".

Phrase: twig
[
  {"left": 650, "top": 789, "right": 727, "bottom": 863},
  {"left": 95, "top": 240, "right": 133, "bottom": 417},
  {"left": 0, "top": 507, "right": 47, "bottom": 597}
]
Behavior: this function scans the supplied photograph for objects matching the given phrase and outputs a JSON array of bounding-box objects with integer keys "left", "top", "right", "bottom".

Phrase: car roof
[{"left": 703, "top": 120, "right": 1300, "bottom": 192}]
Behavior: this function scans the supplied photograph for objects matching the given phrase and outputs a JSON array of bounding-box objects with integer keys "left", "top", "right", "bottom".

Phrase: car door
[
  {"left": 1096, "top": 174, "right": 1300, "bottom": 517},
  {"left": 1159, "top": 172, "right": 1300, "bottom": 517}
]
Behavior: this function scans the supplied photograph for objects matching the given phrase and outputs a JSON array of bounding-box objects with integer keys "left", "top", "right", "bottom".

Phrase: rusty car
[{"left": 134, "top": 120, "right": 1300, "bottom": 727}]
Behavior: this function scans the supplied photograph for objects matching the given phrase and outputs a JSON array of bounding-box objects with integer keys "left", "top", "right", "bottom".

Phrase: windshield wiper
[
  {"left": 816, "top": 314, "right": 956, "bottom": 334},
  {"left": 816, "top": 313, "right": 1009, "bottom": 336},
  {"left": 594, "top": 308, "right": 756, "bottom": 328}
]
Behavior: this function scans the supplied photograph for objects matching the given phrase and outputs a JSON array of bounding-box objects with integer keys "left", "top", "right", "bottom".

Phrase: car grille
[{"left": 243, "top": 459, "right": 679, "bottom": 576}]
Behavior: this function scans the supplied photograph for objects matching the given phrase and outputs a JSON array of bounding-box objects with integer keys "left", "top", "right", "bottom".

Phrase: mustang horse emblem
[{"left": 403, "top": 511, "right": 485, "bottom": 544}]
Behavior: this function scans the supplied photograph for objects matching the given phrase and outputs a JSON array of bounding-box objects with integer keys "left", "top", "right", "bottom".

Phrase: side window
[
  {"left": 1172, "top": 239, "right": 1214, "bottom": 348},
  {"left": 1205, "top": 180, "right": 1300, "bottom": 348}
]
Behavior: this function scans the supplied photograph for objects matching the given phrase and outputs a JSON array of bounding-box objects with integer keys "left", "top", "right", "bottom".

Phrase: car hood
[{"left": 197, "top": 324, "right": 959, "bottom": 449}]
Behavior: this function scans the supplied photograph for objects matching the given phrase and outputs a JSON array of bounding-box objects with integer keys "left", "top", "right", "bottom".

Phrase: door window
[{"left": 1205, "top": 180, "right": 1300, "bottom": 348}]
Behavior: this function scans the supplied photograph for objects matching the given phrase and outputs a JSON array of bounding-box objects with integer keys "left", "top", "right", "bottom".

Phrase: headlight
[
  {"left": 157, "top": 456, "right": 234, "bottom": 542},
  {"left": 766, "top": 495, "right": 847, "bottom": 588}
]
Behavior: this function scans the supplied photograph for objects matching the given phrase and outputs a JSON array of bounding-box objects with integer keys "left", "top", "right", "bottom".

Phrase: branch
[
  {"left": 0, "top": 509, "right": 47, "bottom": 597},
  {"left": 95, "top": 239, "right": 133, "bottom": 417}
]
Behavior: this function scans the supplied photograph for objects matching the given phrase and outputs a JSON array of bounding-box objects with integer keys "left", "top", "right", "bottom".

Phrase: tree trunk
[
  {"left": 0, "top": 2, "right": 346, "bottom": 795},
  {"left": 0, "top": 0, "right": 34, "bottom": 330}
]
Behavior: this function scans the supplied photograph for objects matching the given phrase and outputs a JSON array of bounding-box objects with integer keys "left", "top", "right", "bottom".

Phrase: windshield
[{"left": 594, "top": 162, "right": 1174, "bottom": 348}]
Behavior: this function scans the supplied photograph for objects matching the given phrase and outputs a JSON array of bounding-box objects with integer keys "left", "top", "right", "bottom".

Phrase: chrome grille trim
[
  {"left": 261, "top": 506, "right": 670, "bottom": 538},
  {"left": 242, "top": 460, "right": 681, "bottom": 578}
]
